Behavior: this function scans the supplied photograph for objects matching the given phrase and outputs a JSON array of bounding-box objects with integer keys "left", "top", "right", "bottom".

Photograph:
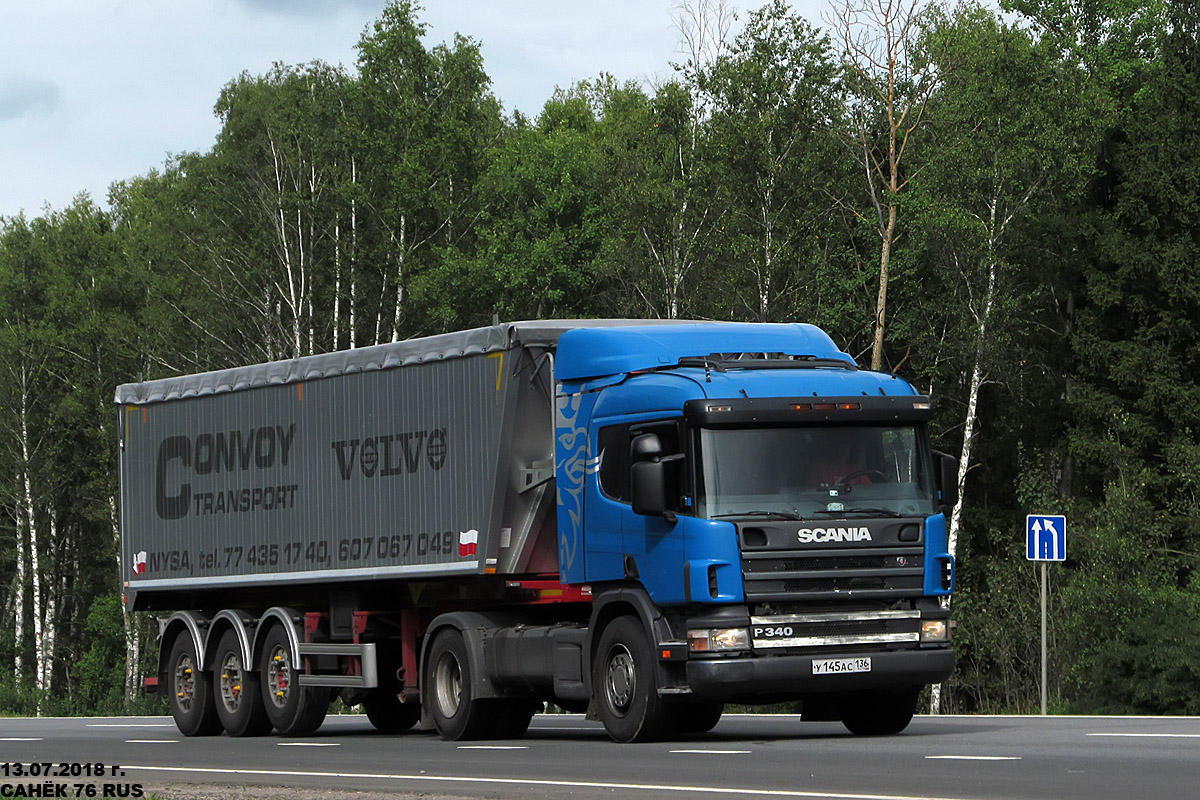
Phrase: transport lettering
[{"left": 154, "top": 423, "right": 296, "bottom": 520}]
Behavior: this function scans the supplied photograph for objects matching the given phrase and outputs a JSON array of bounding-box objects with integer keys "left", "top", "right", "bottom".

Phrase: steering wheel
[{"left": 837, "top": 469, "right": 886, "bottom": 486}]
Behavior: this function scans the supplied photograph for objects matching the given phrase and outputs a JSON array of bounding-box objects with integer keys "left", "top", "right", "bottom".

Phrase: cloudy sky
[{"left": 0, "top": 1, "right": 828, "bottom": 219}]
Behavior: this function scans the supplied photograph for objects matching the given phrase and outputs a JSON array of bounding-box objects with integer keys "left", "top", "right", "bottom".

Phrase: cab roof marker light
[
  {"left": 913, "top": 401, "right": 932, "bottom": 410},
  {"left": 790, "top": 403, "right": 812, "bottom": 411},
  {"left": 837, "top": 402, "right": 861, "bottom": 410},
  {"left": 707, "top": 404, "right": 732, "bottom": 412}
]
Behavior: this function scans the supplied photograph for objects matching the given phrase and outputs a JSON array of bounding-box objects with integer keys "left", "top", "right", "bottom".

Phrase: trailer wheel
[
  {"left": 211, "top": 629, "right": 272, "bottom": 736},
  {"left": 258, "top": 625, "right": 329, "bottom": 736},
  {"left": 593, "top": 616, "right": 670, "bottom": 743},
  {"left": 166, "top": 634, "right": 222, "bottom": 737},
  {"left": 363, "top": 689, "right": 420, "bottom": 732},
  {"left": 669, "top": 701, "right": 724, "bottom": 735},
  {"left": 426, "top": 629, "right": 491, "bottom": 740},
  {"left": 839, "top": 686, "right": 920, "bottom": 736}
]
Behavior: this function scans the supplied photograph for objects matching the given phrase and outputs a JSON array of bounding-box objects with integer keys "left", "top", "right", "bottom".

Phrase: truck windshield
[{"left": 697, "top": 426, "right": 937, "bottom": 520}]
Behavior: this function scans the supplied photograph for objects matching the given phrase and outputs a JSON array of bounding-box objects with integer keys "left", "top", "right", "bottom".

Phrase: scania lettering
[
  {"left": 116, "top": 321, "right": 957, "bottom": 743},
  {"left": 797, "top": 527, "right": 873, "bottom": 543}
]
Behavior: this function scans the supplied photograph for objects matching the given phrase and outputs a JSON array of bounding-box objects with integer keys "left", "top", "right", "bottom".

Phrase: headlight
[
  {"left": 921, "top": 620, "right": 950, "bottom": 642},
  {"left": 688, "top": 628, "right": 750, "bottom": 652}
]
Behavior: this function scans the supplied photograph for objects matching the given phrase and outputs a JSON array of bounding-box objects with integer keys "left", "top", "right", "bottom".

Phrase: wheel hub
[
  {"left": 434, "top": 652, "right": 462, "bottom": 719},
  {"left": 219, "top": 651, "right": 244, "bottom": 714},
  {"left": 605, "top": 646, "right": 635, "bottom": 713},
  {"left": 266, "top": 644, "right": 291, "bottom": 709},
  {"left": 174, "top": 654, "right": 196, "bottom": 712}
]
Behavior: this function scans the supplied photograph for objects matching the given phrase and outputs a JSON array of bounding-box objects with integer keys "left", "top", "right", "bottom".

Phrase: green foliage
[{"left": 73, "top": 594, "right": 126, "bottom": 715}]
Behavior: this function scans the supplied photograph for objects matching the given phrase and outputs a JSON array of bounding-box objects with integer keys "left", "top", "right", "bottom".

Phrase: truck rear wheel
[
  {"left": 426, "top": 629, "right": 492, "bottom": 740},
  {"left": 213, "top": 629, "right": 272, "bottom": 736},
  {"left": 363, "top": 689, "right": 420, "bottom": 732},
  {"left": 593, "top": 616, "right": 670, "bottom": 743},
  {"left": 166, "top": 634, "right": 222, "bottom": 737},
  {"left": 839, "top": 686, "right": 920, "bottom": 736},
  {"left": 258, "top": 625, "right": 329, "bottom": 736}
]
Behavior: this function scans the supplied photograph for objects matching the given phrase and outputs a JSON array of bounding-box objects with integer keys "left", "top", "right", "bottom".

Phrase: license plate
[{"left": 811, "top": 657, "right": 871, "bottom": 675}]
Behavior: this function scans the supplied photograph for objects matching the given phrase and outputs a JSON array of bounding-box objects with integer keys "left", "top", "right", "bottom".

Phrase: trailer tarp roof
[{"left": 114, "top": 319, "right": 694, "bottom": 405}]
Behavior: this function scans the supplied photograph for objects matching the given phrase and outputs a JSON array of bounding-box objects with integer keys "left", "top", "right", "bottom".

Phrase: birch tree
[
  {"left": 831, "top": 0, "right": 942, "bottom": 369},
  {"left": 909, "top": 5, "right": 1095, "bottom": 712}
]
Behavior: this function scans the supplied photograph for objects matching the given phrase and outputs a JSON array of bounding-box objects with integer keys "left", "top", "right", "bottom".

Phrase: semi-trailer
[{"left": 116, "top": 320, "right": 956, "bottom": 742}]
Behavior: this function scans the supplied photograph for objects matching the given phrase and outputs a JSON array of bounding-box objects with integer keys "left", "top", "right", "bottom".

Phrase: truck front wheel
[
  {"left": 166, "top": 634, "right": 222, "bottom": 737},
  {"left": 213, "top": 629, "right": 272, "bottom": 736},
  {"left": 839, "top": 686, "right": 920, "bottom": 736},
  {"left": 426, "top": 629, "right": 493, "bottom": 740},
  {"left": 258, "top": 625, "right": 329, "bottom": 736},
  {"left": 593, "top": 616, "right": 670, "bottom": 743}
]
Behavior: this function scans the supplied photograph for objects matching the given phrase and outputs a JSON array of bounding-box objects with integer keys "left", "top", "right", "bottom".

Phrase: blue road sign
[{"left": 1026, "top": 515, "right": 1066, "bottom": 561}]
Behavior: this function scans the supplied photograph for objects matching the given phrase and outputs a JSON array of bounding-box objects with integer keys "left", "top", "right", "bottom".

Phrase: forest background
[{"left": 2, "top": 0, "right": 1198, "bottom": 717}]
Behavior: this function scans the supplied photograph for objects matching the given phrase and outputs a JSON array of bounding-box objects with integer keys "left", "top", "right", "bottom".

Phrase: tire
[
  {"left": 213, "top": 629, "right": 272, "bottom": 736},
  {"left": 593, "top": 616, "right": 670, "bottom": 743},
  {"left": 669, "top": 701, "right": 724, "bottom": 735},
  {"left": 258, "top": 624, "right": 330, "bottom": 736},
  {"left": 363, "top": 689, "right": 421, "bottom": 732},
  {"left": 426, "top": 629, "right": 492, "bottom": 740},
  {"left": 839, "top": 686, "right": 920, "bottom": 736},
  {"left": 485, "top": 699, "right": 539, "bottom": 739},
  {"left": 166, "top": 634, "right": 222, "bottom": 737}
]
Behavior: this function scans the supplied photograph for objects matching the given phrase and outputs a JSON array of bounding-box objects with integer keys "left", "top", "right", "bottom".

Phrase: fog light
[
  {"left": 688, "top": 628, "right": 749, "bottom": 652},
  {"left": 921, "top": 620, "right": 950, "bottom": 642}
]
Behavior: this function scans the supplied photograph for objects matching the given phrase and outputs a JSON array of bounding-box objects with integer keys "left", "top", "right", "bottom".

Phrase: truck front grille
[{"left": 742, "top": 546, "right": 925, "bottom": 601}]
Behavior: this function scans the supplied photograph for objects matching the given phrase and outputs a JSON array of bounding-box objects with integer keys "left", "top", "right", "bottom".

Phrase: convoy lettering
[
  {"left": 331, "top": 427, "right": 448, "bottom": 480},
  {"left": 796, "top": 527, "right": 873, "bottom": 543},
  {"left": 154, "top": 423, "right": 296, "bottom": 520}
]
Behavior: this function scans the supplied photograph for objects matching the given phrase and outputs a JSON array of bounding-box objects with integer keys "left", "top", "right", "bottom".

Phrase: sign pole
[
  {"left": 1026, "top": 513, "right": 1064, "bottom": 716},
  {"left": 1040, "top": 560, "right": 1047, "bottom": 716}
]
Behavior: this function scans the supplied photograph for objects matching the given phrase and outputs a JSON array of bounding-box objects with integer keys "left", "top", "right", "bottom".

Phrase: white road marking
[
  {"left": 277, "top": 742, "right": 341, "bottom": 747},
  {"left": 0, "top": 737, "right": 42, "bottom": 741},
  {"left": 457, "top": 745, "right": 529, "bottom": 750},
  {"left": 1087, "top": 733, "right": 1200, "bottom": 739},
  {"left": 671, "top": 749, "right": 753, "bottom": 755},
  {"left": 88, "top": 723, "right": 174, "bottom": 728},
  {"left": 925, "top": 756, "right": 1021, "bottom": 761},
  {"left": 124, "top": 739, "right": 179, "bottom": 744},
  {"left": 120, "top": 763, "right": 985, "bottom": 800}
]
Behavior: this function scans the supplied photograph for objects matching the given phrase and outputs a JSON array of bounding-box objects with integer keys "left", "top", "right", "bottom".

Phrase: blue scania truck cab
[{"left": 553, "top": 322, "right": 956, "bottom": 741}]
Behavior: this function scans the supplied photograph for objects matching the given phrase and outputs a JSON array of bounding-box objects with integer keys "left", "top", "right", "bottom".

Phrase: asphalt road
[{"left": 2, "top": 712, "right": 1199, "bottom": 800}]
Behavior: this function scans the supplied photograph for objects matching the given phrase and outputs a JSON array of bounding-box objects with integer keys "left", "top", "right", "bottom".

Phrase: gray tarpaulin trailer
[
  {"left": 117, "top": 319, "right": 956, "bottom": 743},
  {"left": 117, "top": 321, "right": 579, "bottom": 607}
]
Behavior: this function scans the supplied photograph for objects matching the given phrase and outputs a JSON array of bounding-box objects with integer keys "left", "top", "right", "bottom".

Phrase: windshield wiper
[
  {"left": 812, "top": 507, "right": 905, "bottom": 518},
  {"left": 712, "top": 510, "right": 803, "bottom": 521}
]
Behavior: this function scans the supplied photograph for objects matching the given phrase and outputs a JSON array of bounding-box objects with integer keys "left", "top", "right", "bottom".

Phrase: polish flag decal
[
  {"left": 458, "top": 530, "right": 479, "bottom": 557},
  {"left": 132, "top": 551, "right": 148, "bottom": 576}
]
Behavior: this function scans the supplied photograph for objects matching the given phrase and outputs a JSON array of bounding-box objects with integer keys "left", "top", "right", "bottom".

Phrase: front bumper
[{"left": 685, "top": 648, "right": 954, "bottom": 698}]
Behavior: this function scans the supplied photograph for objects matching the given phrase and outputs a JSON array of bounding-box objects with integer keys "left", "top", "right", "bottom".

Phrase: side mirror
[
  {"left": 630, "top": 433, "right": 677, "bottom": 523},
  {"left": 933, "top": 450, "right": 959, "bottom": 510}
]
